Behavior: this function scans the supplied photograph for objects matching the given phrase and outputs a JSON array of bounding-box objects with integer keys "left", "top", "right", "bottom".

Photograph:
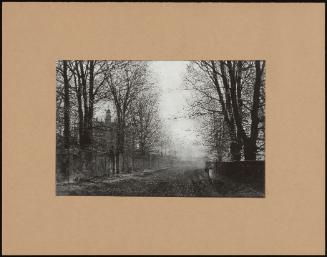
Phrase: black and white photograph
[
  {"left": 56, "top": 60, "right": 265, "bottom": 197},
  {"left": 4, "top": 2, "right": 325, "bottom": 255}
]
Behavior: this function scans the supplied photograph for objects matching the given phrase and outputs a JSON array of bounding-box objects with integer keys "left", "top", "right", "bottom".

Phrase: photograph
[
  {"left": 56, "top": 60, "right": 265, "bottom": 197},
  {"left": 3, "top": 2, "right": 325, "bottom": 255}
]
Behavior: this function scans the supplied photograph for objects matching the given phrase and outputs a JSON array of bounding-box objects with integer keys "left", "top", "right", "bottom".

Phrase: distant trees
[
  {"left": 131, "top": 90, "right": 161, "bottom": 153},
  {"left": 185, "top": 60, "right": 265, "bottom": 161}
]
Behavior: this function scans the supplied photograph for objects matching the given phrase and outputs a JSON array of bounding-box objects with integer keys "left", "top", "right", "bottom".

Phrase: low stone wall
[{"left": 213, "top": 161, "right": 265, "bottom": 192}]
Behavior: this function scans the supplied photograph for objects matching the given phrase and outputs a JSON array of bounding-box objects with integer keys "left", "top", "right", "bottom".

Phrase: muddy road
[{"left": 57, "top": 166, "right": 263, "bottom": 197}]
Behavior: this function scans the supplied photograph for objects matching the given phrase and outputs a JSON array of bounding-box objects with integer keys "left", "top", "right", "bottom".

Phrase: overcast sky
[{"left": 149, "top": 61, "right": 205, "bottom": 160}]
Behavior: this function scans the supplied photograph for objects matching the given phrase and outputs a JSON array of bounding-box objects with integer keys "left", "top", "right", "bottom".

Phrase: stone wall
[{"left": 213, "top": 161, "right": 265, "bottom": 192}]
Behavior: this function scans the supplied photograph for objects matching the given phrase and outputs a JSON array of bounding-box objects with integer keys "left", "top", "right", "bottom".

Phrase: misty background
[{"left": 94, "top": 61, "right": 206, "bottom": 161}]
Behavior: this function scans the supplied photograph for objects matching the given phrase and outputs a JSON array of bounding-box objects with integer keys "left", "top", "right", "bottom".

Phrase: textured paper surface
[{"left": 2, "top": 3, "right": 325, "bottom": 255}]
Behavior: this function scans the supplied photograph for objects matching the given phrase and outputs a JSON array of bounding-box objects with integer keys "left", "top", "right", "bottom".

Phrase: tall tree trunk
[
  {"left": 74, "top": 62, "right": 85, "bottom": 148},
  {"left": 79, "top": 61, "right": 90, "bottom": 147},
  {"left": 243, "top": 138, "right": 257, "bottom": 160},
  {"left": 236, "top": 61, "right": 243, "bottom": 113},
  {"left": 227, "top": 61, "right": 247, "bottom": 139},
  {"left": 243, "top": 61, "right": 264, "bottom": 160},
  {"left": 132, "top": 154, "right": 135, "bottom": 172},
  {"left": 85, "top": 61, "right": 95, "bottom": 169},
  {"left": 219, "top": 62, "right": 242, "bottom": 160},
  {"left": 131, "top": 134, "right": 135, "bottom": 172},
  {"left": 116, "top": 152, "right": 120, "bottom": 174},
  {"left": 123, "top": 153, "right": 126, "bottom": 172},
  {"left": 111, "top": 150, "right": 115, "bottom": 174},
  {"left": 63, "top": 60, "right": 71, "bottom": 177},
  {"left": 88, "top": 61, "right": 95, "bottom": 147}
]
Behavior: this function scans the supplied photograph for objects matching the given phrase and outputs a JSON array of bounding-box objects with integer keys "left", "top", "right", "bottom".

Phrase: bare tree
[
  {"left": 185, "top": 60, "right": 265, "bottom": 160},
  {"left": 104, "top": 61, "right": 150, "bottom": 173},
  {"left": 131, "top": 90, "right": 161, "bottom": 154},
  {"left": 63, "top": 61, "right": 107, "bottom": 149},
  {"left": 56, "top": 60, "right": 171, "bottom": 179},
  {"left": 56, "top": 60, "right": 72, "bottom": 177}
]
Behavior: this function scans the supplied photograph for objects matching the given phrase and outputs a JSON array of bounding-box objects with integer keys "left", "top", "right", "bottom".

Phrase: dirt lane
[{"left": 56, "top": 166, "right": 263, "bottom": 197}]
